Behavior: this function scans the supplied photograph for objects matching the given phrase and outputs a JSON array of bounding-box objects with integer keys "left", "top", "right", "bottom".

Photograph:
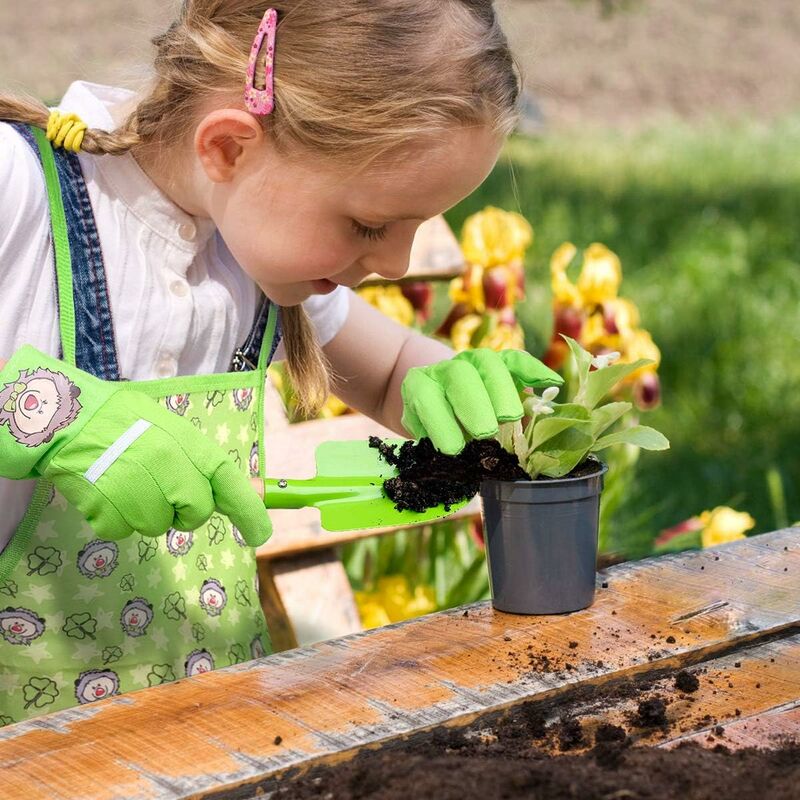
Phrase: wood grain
[{"left": 1, "top": 528, "right": 797, "bottom": 800}]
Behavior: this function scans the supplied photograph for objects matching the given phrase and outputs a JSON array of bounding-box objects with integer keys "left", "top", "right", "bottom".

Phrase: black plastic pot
[{"left": 479, "top": 460, "right": 607, "bottom": 615}]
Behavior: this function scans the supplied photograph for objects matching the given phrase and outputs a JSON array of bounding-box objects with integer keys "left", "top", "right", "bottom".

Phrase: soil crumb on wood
[
  {"left": 675, "top": 670, "right": 701, "bottom": 693},
  {"left": 370, "top": 437, "right": 529, "bottom": 513},
  {"left": 634, "top": 697, "right": 669, "bottom": 728}
]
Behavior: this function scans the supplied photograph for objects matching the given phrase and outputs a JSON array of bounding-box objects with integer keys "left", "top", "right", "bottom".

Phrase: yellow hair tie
[{"left": 46, "top": 111, "right": 88, "bottom": 153}]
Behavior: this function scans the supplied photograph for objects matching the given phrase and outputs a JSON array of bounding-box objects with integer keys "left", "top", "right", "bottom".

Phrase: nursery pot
[{"left": 480, "top": 460, "right": 607, "bottom": 615}]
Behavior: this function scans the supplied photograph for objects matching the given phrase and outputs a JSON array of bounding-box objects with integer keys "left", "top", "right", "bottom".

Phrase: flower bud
[
  {"left": 401, "top": 282, "right": 433, "bottom": 322},
  {"left": 483, "top": 267, "right": 510, "bottom": 310},
  {"left": 435, "top": 302, "right": 470, "bottom": 338},
  {"left": 633, "top": 371, "right": 661, "bottom": 410}
]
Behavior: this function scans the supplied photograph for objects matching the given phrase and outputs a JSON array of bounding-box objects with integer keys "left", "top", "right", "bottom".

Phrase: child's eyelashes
[{"left": 352, "top": 220, "right": 389, "bottom": 242}]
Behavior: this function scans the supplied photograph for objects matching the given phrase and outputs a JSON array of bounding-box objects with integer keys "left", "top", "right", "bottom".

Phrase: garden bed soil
[
  {"left": 279, "top": 662, "right": 799, "bottom": 799},
  {"left": 370, "top": 436, "right": 602, "bottom": 514}
]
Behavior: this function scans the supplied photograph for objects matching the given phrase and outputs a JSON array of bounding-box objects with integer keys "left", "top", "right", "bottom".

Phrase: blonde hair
[{"left": 0, "top": 0, "right": 520, "bottom": 417}]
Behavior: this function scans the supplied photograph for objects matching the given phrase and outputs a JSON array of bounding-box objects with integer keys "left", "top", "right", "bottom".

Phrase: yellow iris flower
[
  {"left": 461, "top": 206, "right": 533, "bottom": 269},
  {"left": 699, "top": 506, "right": 756, "bottom": 548},
  {"left": 355, "top": 576, "right": 437, "bottom": 630}
]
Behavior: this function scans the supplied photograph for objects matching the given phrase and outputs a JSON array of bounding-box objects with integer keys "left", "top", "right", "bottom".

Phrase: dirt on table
[
  {"left": 276, "top": 661, "right": 799, "bottom": 800},
  {"left": 280, "top": 742, "right": 800, "bottom": 800}
]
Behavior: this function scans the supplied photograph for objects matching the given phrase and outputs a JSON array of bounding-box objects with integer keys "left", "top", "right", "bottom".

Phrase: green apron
[{"left": 0, "top": 128, "right": 277, "bottom": 725}]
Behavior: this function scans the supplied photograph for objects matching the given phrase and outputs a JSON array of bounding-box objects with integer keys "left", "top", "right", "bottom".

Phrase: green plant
[{"left": 498, "top": 336, "right": 669, "bottom": 478}]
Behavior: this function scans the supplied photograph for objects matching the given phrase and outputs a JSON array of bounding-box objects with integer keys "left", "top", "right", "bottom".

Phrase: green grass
[{"left": 444, "top": 117, "right": 800, "bottom": 556}]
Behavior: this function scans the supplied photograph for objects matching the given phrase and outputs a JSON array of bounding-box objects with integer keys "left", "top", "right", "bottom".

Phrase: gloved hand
[
  {"left": 401, "top": 348, "right": 564, "bottom": 455},
  {"left": 0, "top": 346, "right": 271, "bottom": 545}
]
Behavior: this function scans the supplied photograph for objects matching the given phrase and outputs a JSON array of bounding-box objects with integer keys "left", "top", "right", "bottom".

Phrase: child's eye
[{"left": 352, "top": 220, "right": 389, "bottom": 242}]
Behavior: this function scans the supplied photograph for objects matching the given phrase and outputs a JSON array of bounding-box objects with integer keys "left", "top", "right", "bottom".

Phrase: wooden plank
[
  {"left": 270, "top": 549, "right": 363, "bottom": 646},
  {"left": 256, "top": 558, "right": 299, "bottom": 652},
  {"left": 0, "top": 529, "right": 798, "bottom": 800},
  {"left": 362, "top": 214, "right": 464, "bottom": 286},
  {"left": 514, "top": 633, "right": 800, "bottom": 756}
]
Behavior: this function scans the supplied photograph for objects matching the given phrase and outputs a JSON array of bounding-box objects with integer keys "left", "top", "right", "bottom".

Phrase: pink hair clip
[{"left": 245, "top": 8, "right": 278, "bottom": 115}]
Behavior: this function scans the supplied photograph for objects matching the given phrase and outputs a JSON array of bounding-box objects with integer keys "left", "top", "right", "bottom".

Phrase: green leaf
[
  {"left": 162, "top": 592, "right": 187, "bottom": 621},
  {"left": 192, "top": 623, "right": 206, "bottom": 643},
  {"left": 138, "top": 538, "right": 158, "bottom": 563},
  {"left": 63, "top": 612, "right": 97, "bottom": 640},
  {"left": 0, "top": 580, "right": 18, "bottom": 598},
  {"left": 147, "top": 664, "right": 176, "bottom": 687},
  {"left": 23, "top": 677, "right": 59, "bottom": 710},
  {"left": 527, "top": 404, "right": 590, "bottom": 452},
  {"left": 195, "top": 554, "right": 208, "bottom": 572},
  {"left": 119, "top": 574, "right": 135, "bottom": 592},
  {"left": 228, "top": 643, "right": 247, "bottom": 665},
  {"left": 444, "top": 552, "right": 488, "bottom": 608},
  {"left": 26, "top": 547, "right": 62, "bottom": 577},
  {"left": 583, "top": 359, "right": 652, "bottom": 409},
  {"left": 563, "top": 336, "right": 593, "bottom": 400},
  {"left": 594, "top": 425, "right": 670, "bottom": 452},
  {"left": 590, "top": 402, "right": 633, "bottom": 438},
  {"left": 103, "top": 646, "right": 123, "bottom": 665},
  {"left": 207, "top": 515, "right": 226, "bottom": 545},
  {"left": 526, "top": 451, "right": 561, "bottom": 479},
  {"left": 235, "top": 579, "right": 252, "bottom": 607}
]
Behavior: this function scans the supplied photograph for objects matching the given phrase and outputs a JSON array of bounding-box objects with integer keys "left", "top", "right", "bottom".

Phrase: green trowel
[{"left": 261, "top": 438, "right": 469, "bottom": 531}]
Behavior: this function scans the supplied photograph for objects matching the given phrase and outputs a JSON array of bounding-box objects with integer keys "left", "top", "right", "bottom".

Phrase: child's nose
[{"left": 368, "top": 244, "right": 413, "bottom": 282}]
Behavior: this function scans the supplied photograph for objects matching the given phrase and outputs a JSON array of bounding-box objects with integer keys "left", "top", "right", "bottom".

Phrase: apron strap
[
  {"left": 15, "top": 124, "right": 122, "bottom": 379},
  {"left": 13, "top": 122, "right": 282, "bottom": 378}
]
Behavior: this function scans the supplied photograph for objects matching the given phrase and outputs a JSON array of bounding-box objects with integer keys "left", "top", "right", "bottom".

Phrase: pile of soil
[
  {"left": 280, "top": 742, "right": 800, "bottom": 800},
  {"left": 275, "top": 662, "right": 799, "bottom": 799},
  {"left": 369, "top": 437, "right": 529, "bottom": 513}
]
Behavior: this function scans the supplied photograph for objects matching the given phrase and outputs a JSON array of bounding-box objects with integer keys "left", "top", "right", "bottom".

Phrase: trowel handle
[{"left": 260, "top": 478, "right": 362, "bottom": 510}]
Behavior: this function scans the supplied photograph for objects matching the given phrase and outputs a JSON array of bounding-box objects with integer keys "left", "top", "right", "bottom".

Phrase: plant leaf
[
  {"left": 583, "top": 359, "right": 652, "bottom": 409},
  {"left": 563, "top": 336, "right": 593, "bottom": 401},
  {"left": 527, "top": 412, "right": 590, "bottom": 452},
  {"left": 594, "top": 425, "right": 670, "bottom": 452},
  {"left": 535, "top": 427, "right": 595, "bottom": 477},
  {"left": 526, "top": 451, "right": 561, "bottom": 479},
  {"left": 590, "top": 402, "right": 633, "bottom": 437}
]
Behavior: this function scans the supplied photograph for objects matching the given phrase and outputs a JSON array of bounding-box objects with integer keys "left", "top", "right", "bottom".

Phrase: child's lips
[{"left": 311, "top": 279, "right": 338, "bottom": 295}]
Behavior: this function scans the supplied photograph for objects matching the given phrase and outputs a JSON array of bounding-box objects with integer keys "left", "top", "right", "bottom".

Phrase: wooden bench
[
  {"left": 256, "top": 213, "right": 480, "bottom": 651},
  {"left": 2, "top": 528, "right": 798, "bottom": 799}
]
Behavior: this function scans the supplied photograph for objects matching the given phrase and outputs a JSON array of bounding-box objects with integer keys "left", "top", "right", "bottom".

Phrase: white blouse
[{"left": 0, "top": 81, "right": 350, "bottom": 549}]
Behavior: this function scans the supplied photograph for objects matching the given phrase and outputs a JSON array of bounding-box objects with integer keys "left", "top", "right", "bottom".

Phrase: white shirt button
[
  {"left": 156, "top": 357, "right": 177, "bottom": 379},
  {"left": 169, "top": 279, "right": 189, "bottom": 298},
  {"left": 178, "top": 222, "right": 197, "bottom": 242}
]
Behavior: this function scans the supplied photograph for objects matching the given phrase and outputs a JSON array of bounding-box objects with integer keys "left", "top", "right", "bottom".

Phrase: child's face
[{"left": 209, "top": 126, "right": 504, "bottom": 307}]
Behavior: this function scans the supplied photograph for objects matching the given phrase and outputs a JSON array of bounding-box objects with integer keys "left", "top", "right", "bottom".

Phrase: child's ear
[{"left": 195, "top": 110, "right": 264, "bottom": 183}]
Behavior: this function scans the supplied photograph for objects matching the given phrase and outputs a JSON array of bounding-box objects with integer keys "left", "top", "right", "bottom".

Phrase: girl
[{"left": 0, "top": 0, "right": 560, "bottom": 723}]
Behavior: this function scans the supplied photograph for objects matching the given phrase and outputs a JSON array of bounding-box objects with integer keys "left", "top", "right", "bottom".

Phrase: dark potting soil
[
  {"left": 275, "top": 662, "right": 799, "bottom": 800},
  {"left": 370, "top": 436, "right": 529, "bottom": 513},
  {"left": 370, "top": 436, "right": 602, "bottom": 514},
  {"left": 280, "top": 743, "right": 800, "bottom": 800}
]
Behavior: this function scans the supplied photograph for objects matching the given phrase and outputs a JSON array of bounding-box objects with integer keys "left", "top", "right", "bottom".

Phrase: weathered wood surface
[{"left": 1, "top": 529, "right": 798, "bottom": 800}]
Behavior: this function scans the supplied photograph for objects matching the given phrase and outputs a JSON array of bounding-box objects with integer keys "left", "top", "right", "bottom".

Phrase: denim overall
[{"left": 0, "top": 126, "right": 280, "bottom": 725}]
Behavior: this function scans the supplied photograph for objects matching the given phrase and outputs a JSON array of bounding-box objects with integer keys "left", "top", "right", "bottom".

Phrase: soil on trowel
[{"left": 369, "top": 436, "right": 529, "bottom": 513}]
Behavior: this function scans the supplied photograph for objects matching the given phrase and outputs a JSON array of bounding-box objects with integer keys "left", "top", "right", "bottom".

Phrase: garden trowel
[{"left": 260, "top": 438, "right": 469, "bottom": 531}]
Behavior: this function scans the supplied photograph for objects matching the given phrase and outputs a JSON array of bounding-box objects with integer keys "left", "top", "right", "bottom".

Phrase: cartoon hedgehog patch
[
  {"left": 166, "top": 528, "right": 194, "bottom": 557},
  {"left": 77, "top": 541, "right": 120, "bottom": 579},
  {"left": 199, "top": 579, "right": 227, "bottom": 617},
  {"left": 0, "top": 607, "right": 45, "bottom": 645},
  {"left": 232, "top": 387, "right": 254, "bottom": 411},
  {"left": 0, "top": 367, "right": 81, "bottom": 446},
  {"left": 185, "top": 649, "right": 215, "bottom": 677},
  {"left": 120, "top": 598, "right": 154, "bottom": 637},
  {"left": 74, "top": 669, "right": 120, "bottom": 704}
]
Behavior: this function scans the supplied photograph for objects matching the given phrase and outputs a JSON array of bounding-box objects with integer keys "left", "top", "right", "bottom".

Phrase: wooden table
[{"left": 1, "top": 528, "right": 798, "bottom": 799}]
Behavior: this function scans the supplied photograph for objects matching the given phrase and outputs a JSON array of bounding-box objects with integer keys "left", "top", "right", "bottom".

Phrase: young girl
[{"left": 0, "top": 0, "right": 560, "bottom": 723}]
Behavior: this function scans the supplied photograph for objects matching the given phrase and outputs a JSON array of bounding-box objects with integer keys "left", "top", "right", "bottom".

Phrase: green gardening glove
[
  {"left": 0, "top": 346, "right": 271, "bottom": 545},
  {"left": 401, "top": 348, "right": 564, "bottom": 456}
]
